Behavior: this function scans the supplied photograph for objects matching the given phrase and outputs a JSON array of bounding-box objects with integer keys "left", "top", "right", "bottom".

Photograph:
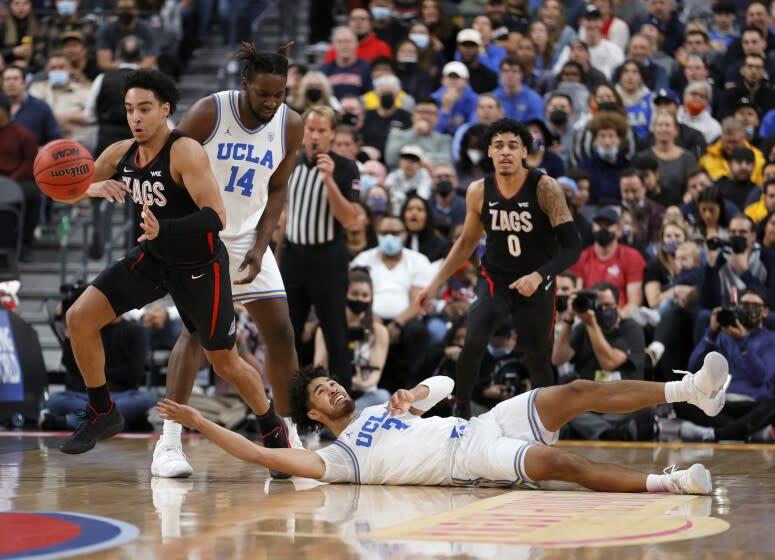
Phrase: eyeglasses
[
  {"left": 744, "top": 64, "right": 765, "bottom": 70},
  {"left": 729, "top": 229, "right": 751, "bottom": 236}
]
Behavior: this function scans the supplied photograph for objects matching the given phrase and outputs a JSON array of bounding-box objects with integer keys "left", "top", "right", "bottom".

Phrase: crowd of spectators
[{"left": 4, "top": 0, "right": 775, "bottom": 443}]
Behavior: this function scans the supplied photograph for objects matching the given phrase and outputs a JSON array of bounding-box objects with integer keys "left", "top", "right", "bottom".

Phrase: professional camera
[
  {"left": 572, "top": 290, "right": 599, "bottom": 313},
  {"left": 716, "top": 307, "right": 739, "bottom": 328},
  {"left": 706, "top": 236, "right": 747, "bottom": 254},
  {"left": 556, "top": 294, "right": 569, "bottom": 313}
]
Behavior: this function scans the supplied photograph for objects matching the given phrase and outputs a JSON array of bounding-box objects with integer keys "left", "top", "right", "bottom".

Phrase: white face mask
[{"left": 467, "top": 149, "right": 484, "bottom": 164}]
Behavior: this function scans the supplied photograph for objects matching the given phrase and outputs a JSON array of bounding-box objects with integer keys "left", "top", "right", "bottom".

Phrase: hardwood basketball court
[{"left": 2, "top": 434, "right": 774, "bottom": 559}]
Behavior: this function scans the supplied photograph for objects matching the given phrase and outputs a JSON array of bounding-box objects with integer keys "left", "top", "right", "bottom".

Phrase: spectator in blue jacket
[
  {"left": 431, "top": 61, "right": 479, "bottom": 135},
  {"left": 2, "top": 64, "right": 62, "bottom": 146},
  {"left": 492, "top": 56, "right": 544, "bottom": 122},
  {"left": 577, "top": 112, "right": 630, "bottom": 205}
]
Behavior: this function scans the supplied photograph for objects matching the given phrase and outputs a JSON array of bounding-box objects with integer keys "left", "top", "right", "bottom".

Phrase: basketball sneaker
[
  {"left": 260, "top": 413, "right": 292, "bottom": 480},
  {"left": 152, "top": 440, "right": 194, "bottom": 478},
  {"left": 674, "top": 351, "right": 729, "bottom": 417},
  {"left": 662, "top": 464, "right": 713, "bottom": 495},
  {"left": 60, "top": 402, "right": 125, "bottom": 454}
]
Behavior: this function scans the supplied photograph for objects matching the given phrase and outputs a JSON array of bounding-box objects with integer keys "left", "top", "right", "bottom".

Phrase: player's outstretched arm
[
  {"left": 170, "top": 137, "right": 228, "bottom": 228},
  {"left": 70, "top": 139, "right": 133, "bottom": 204},
  {"left": 416, "top": 181, "right": 485, "bottom": 310},
  {"left": 155, "top": 399, "right": 326, "bottom": 480},
  {"left": 388, "top": 376, "right": 455, "bottom": 416}
]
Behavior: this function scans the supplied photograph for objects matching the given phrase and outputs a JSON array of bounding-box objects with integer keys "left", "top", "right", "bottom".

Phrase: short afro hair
[
  {"left": 288, "top": 365, "right": 337, "bottom": 434},
  {"left": 483, "top": 118, "right": 534, "bottom": 152},
  {"left": 122, "top": 69, "right": 180, "bottom": 115}
]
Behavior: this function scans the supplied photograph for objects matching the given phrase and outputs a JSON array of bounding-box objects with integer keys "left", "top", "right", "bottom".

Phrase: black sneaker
[
  {"left": 259, "top": 414, "right": 292, "bottom": 480},
  {"left": 60, "top": 403, "right": 125, "bottom": 454}
]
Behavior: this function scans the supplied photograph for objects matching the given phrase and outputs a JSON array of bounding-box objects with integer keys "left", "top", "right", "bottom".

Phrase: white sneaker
[
  {"left": 284, "top": 417, "right": 304, "bottom": 449},
  {"left": 675, "top": 351, "right": 729, "bottom": 416},
  {"left": 663, "top": 464, "right": 712, "bottom": 495},
  {"left": 151, "top": 440, "right": 194, "bottom": 478}
]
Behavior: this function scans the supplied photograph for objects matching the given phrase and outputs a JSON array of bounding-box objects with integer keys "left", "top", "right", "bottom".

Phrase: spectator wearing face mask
[
  {"left": 429, "top": 163, "right": 466, "bottom": 232},
  {"left": 95, "top": 0, "right": 158, "bottom": 70},
  {"left": 360, "top": 74, "right": 412, "bottom": 158},
  {"left": 471, "top": 324, "right": 531, "bottom": 415},
  {"left": 370, "top": 0, "right": 410, "bottom": 52},
  {"left": 577, "top": 113, "right": 630, "bottom": 205},
  {"left": 677, "top": 81, "right": 721, "bottom": 144}
]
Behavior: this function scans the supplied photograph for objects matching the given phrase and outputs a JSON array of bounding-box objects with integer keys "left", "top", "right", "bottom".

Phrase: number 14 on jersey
[{"left": 224, "top": 166, "right": 254, "bottom": 197}]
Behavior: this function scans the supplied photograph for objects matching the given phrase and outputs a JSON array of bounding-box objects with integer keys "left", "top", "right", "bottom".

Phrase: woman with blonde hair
[
  {"left": 537, "top": 0, "right": 576, "bottom": 62},
  {"left": 291, "top": 71, "right": 340, "bottom": 114}
]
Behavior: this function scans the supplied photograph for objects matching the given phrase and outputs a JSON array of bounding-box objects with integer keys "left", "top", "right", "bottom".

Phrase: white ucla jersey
[
  {"left": 202, "top": 90, "right": 288, "bottom": 240},
  {"left": 316, "top": 404, "right": 468, "bottom": 485}
]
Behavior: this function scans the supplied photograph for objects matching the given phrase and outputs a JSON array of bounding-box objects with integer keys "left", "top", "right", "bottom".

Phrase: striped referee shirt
[{"left": 286, "top": 151, "right": 360, "bottom": 245}]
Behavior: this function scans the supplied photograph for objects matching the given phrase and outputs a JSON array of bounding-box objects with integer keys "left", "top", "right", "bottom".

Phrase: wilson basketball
[{"left": 34, "top": 139, "right": 95, "bottom": 202}]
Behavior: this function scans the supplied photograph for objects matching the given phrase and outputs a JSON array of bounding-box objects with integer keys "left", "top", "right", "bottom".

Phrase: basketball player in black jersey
[
  {"left": 59, "top": 70, "right": 288, "bottom": 454},
  {"left": 417, "top": 119, "right": 582, "bottom": 419}
]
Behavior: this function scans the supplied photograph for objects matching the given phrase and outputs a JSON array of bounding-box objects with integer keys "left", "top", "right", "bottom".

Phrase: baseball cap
[
  {"left": 654, "top": 88, "right": 680, "bottom": 105},
  {"left": 735, "top": 96, "right": 760, "bottom": 114},
  {"left": 582, "top": 4, "right": 602, "bottom": 18},
  {"left": 399, "top": 145, "right": 425, "bottom": 160},
  {"left": 593, "top": 206, "right": 621, "bottom": 224},
  {"left": 61, "top": 31, "right": 85, "bottom": 44},
  {"left": 730, "top": 147, "right": 755, "bottom": 163},
  {"left": 442, "top": 61, "right": 470, "bottom": 79},
  {"left": 456, "top": 28, "right": 483, "bottom": 46},
  {"left": 712, "top": 0, "right": 736, "bottom": 14}
]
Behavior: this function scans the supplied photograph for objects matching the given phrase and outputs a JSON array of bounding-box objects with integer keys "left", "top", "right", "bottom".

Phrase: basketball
[{"left": 34, "top": 139, "right": 95, "bottom": 202}]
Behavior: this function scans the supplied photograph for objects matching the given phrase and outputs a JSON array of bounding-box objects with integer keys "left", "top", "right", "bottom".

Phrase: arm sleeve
[
  {"left": 536, "top": 221, "right": 582, "bottom": 279},
  {"left": 412, "top": 375, "right": 455, "bottom": 412},
  {"left": 158, "top": 206, "right": 223, "bottom": 240}
]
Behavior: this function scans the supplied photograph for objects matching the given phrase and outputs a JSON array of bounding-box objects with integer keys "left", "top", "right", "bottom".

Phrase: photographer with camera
[
  {"left": 552, "top": 281, "right": 650, "bottom": 439},
  {"left": 314, "top": 267, "right": 391, "bottom": 410},
  {"left": 678, "top": 288, "right": 775, "bottom": 442},
  {"left": 471, "top": 323, "right": 531, "bottom": 415}
]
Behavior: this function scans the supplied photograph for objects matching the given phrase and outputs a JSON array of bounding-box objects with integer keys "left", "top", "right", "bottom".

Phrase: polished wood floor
[{"left": 2, "top": 433, "right": 775, "bottom": 559}]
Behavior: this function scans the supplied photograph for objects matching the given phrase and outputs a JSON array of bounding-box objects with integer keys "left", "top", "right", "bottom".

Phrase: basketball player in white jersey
[
  {"left": 157, "top": 352, "right": 730, "bottom": 494},
  {"left": 150, "top": 42, "right": 304, "bottom": 478}
]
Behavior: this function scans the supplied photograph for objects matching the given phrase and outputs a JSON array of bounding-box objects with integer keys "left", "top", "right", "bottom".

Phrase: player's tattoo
[{"left": 537, "top": 176, "right": 573, "bottom": 227}]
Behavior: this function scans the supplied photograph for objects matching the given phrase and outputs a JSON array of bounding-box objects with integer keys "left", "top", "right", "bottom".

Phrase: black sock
[
  {"left": 87, "top": 384, "right": 112, "bottom": 413},
  {"left": 258, "top": 402, "right": 279, "bottom": 433}
]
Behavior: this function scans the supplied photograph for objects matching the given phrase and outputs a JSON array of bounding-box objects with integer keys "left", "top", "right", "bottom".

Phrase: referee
[{"left": 282, "top": 105, "right": 362, "bottom": 392}]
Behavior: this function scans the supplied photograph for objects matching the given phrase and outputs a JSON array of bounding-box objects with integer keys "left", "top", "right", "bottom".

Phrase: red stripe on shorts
[
  {"left": 207, "top": 232, "right": 214, "bottom": 254},
  {"left": 129, "top": 250, "right": 145, "bottom": 271},
  {"left": 209, "top": 261, "right": 221, "bottom": 339},
  {"left": 480, "top": 266, "right": 495, "bottom": 298}
]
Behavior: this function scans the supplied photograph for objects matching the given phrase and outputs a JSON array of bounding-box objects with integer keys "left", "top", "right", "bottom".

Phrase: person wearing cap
[
  {"left": 492, "top": 55, "right": 543, "bottom": 123},
  {"left": 579, "top": 0, "right": 629, "bottom": 51},
  {"left": 709, "top": 0, "right": 739, "bottom": 52},
  {"left": 0, "top": 88, "right": 39, "bottom": 262},
  {"left": 720, "top": 52, "right": 775, "bottom": 119},
  {"left": 571, "top": 207, "right": 646, "bottom": 309},
  {"left": 470, "top": 15, "right": 507, "bottom": 74},
  {"left": 552, "top": 4, "right": 623, "bottom": 81},
  {"left": 429, "top": 162, "right": 466, "bottom": 231},
  {"left": 700, "top": 116, "right": 766, "bottom": 185},
  {"left": 385, "top": 145, "right": 432, "bottom": 215},
  {"left": 60, "top": 31, "right": 97, "bottom": 83},
  {"left": 452, "top": 28, "right": 498, "bottom": 94},
  {"left": 31, "top": 0, "right": 98, "bottom": 73},
  {"left": 714, "top": 146, "right": 761, "bottom": 210},
  {"left": 323, "top": 8, "right": 393, "bottom": 65},
  {"left": 384, "top": 97, "right": 452, "bottom": 169},
  {"left": 320, "top": 27, "right": 373, "bottom": 99},
  {"left": 733, "top": 97, "right": 763, "bottom": 144},
  {"left": 632, "top": 0, "right": 684, "bottom": 57},
  {"left": 431, "top": 60, "right": 479, "bottom": 135},
  {"left": 636, "top": 87, "right": 707, "bottom": 160},
  {"left": 677, "top": 80, "right": 722, "bottom": 144}
]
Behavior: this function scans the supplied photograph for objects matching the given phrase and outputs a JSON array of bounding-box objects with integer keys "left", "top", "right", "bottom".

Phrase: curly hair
[
  {"left": 288, "top": 365, "right": 335, "bottom": 434},
  {"left": 483, "top": 118, "right": 534, "bottom": 153},
  {"left": 122, "top": 69, "right": 180, "bottom": 114},
  {"left": 235, "top": 41, "right": 293, "bottom": 82}
]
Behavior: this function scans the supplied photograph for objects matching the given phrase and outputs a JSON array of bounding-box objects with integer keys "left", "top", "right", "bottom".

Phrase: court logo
[{"left": 0, "top": 310, "right": 23, "bottom": 402}]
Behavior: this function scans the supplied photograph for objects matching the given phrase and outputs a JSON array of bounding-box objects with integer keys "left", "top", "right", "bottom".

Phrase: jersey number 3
[
  {"left": 507, "top": 234, "right": 521, "bottom": 257},
  {"left": 224, "top": 166, "right": 254, "bottom": 197}
]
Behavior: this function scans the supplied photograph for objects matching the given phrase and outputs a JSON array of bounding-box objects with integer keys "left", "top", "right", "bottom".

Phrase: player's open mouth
[{"left": 332, "top": 393, "right": 346, "bottom": 406}]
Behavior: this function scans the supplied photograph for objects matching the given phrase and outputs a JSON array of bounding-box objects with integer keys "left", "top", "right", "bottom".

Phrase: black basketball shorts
[{"left": 92, "top": 243, "right": 236, "bottom": 351}]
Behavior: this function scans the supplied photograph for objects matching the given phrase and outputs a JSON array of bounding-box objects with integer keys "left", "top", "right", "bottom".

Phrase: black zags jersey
[
  {"left": 479, "top": 169, "right": 557, "bottom": 278},
  {"left": 117, "top": 130, "right": 219, "bottom": 268}
]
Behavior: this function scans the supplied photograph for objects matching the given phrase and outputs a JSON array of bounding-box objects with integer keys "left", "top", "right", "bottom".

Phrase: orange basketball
[{"left": 34, "top": 139, "right": 95, "bottom": 202}]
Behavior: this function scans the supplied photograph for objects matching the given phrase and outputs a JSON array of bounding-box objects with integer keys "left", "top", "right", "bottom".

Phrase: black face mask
[
  {"left": 594, "top": 229, "right": 616, "bottom": 247},
  {"left": 597, "top": 102, "right": 619, "bottom": 112},
  {"left": 379, "top": 92, "right": 395, "bottom": 110},
  {"left": 730, "top": 235, "right": 748, "bottom": 254},
  {"left": 346, "top": 298, "right": 370, "bottom": 314},
  {"left": 306, "top": 87, "right": 323, "bottom": 102},
  {"left": 549, "top": 109, "right": 568, "bottom": 126},
  {"left": 340, "top": 111, "right": 358, "bottom": 126},
  {"left": 738, "top": 304, "right": 762, "bottom": 330},
  {"left": 435, "top": 180, "right": 453, "bottom": 197},
  {"left": 117, "top": 10, "right": 134, "bottom": 26},
  {"left": 595, "top": 307, "right": 619, "bottom": 331}
]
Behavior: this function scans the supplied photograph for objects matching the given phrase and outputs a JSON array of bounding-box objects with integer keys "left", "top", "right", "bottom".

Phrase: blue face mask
[
  {"left": 368, "top": 196, "right": 388, "bottom": 214},
  {"left": 745, "top": 125, "right": 755, "bottom": 138},
  {"left": 360, "top": 174, "right": 378, "bottom": 194},
  {"left": 48, "top": 70, "right": 69, "bottom": 86},
  {"left": 663, "top": 239, "right": 681, "bottom": 255},
  {"left": 409, "top": 33, "right": 430, "bottom": 49},
  {"left": 595, "top": 145, "right": 619, "bottom": 159},
  {"left": 57, "top": 1, "right": 77, "bottom": 16},
  {"left": 595, "top": 308, "right": 619, "bottom": 331},
  {"left": 487, "top": 345, "right": 512, "bottom": 358},
  {"left": 378, "top": 234, "right": 403, "bottom": 256},
  {"left": 371, "top": 6, "right": 391, "bottom": 21}
]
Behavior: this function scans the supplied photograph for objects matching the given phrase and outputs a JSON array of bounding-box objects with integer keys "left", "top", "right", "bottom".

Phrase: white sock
[
  {"left": 664, "top": 380, "right": 690, "bottom": 403},
  {"left": 646, "top": 473, "right": 672, "bottom": 493},
  {"left": 162, "top": 420, "right": 182, "bottom": 444}
]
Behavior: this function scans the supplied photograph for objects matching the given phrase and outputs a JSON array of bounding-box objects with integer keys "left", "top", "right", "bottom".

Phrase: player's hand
[
  {"left": 509, "top": 271, "right": 542, "bottom": 297},
  {"left": 316, "top": 153, "right": 335, "bottom": 180},
  {"left": 234, "top": 247, "right": 264, "bottom": 285},
  {"left": 138, "top": 203, "right": 159, "bottom": 242},
  {"left": 388, "top": 388, "right": 414, "bottom": 416},
  {"left": 415, "top": 285, "right": 437, "bottom": 313},
  {"left": 155, "top": 399, "right": 203, "bottom": 430},
  {"left": 87, "top": 179, "right": 131, "bottom": 203}
]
